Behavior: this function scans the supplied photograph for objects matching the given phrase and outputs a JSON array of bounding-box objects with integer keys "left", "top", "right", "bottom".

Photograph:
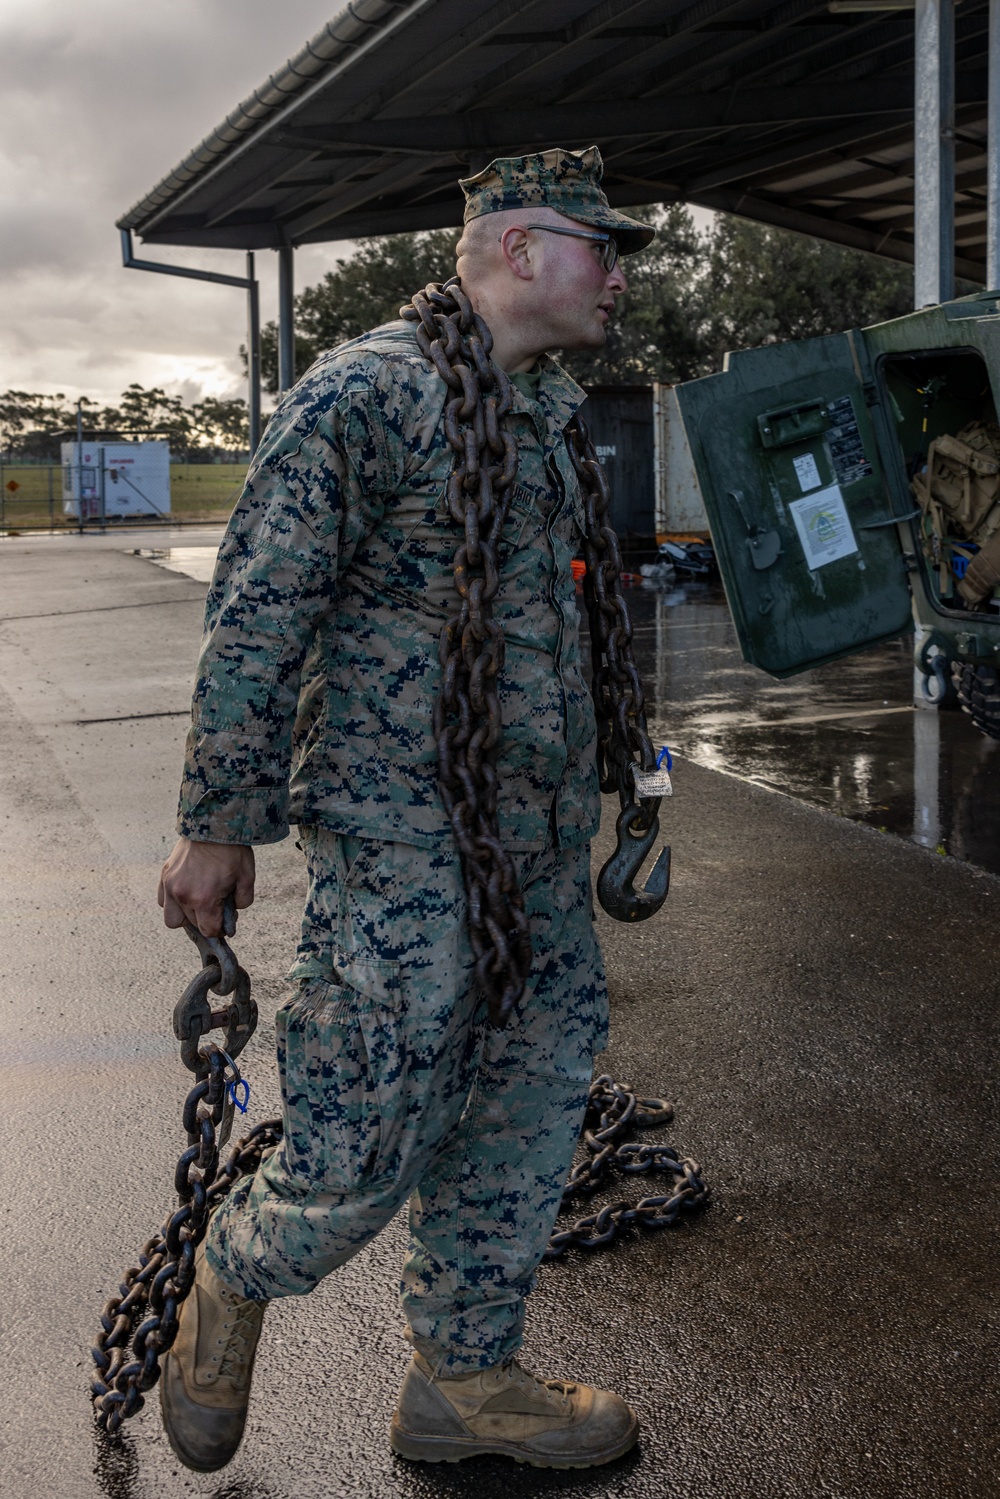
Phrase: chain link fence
[{"left": 0, "top": 461, "right": 247, "bottom": 531}]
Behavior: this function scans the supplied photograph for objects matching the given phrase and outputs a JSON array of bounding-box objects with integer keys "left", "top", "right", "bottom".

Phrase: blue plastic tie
[
  {"left": 656, "top": 745, "right": 673, "bottom": 771},
  {"left": 228, "top": 1078, "right": 250, "bottom": 1114}
]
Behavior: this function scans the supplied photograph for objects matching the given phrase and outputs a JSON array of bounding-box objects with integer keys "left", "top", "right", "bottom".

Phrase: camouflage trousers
[{"left": 204, "top": 828, "right": 609, "bottom": 1373}]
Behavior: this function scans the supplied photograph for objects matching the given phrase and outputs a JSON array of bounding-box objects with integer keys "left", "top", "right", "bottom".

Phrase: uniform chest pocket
[
  {"left": 385, "top": 481, "right": 539, "bottom": 582},
  {"left": 502, "top": 481, "right": 542, "bottom": 545},
  {"left": 276, "top": 962, "right": 406, "bottom": 1192}
]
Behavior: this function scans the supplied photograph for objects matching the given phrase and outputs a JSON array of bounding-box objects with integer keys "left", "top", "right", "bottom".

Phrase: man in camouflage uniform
[{"left": 158, "top": 145, "right": 654, "bottom": 1473}]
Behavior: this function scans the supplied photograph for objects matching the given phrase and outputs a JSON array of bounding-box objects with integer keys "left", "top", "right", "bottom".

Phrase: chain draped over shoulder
[{"left": 400, "top": 277, "right": 664, "bottom": 1027}]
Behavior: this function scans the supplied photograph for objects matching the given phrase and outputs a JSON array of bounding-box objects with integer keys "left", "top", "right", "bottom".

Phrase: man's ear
[{"left": 499, "top": 225, "right": 534, "bottom": 281}]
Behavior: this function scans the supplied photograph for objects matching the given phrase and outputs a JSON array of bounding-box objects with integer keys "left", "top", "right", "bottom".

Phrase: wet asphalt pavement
[{"left": 2, "top": 527, "right": 999, "bottom": 1499}]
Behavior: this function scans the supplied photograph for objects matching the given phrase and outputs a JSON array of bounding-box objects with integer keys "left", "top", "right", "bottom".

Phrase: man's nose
[{"left": 608, "top": 263, "right": 627, "bottom": 293}]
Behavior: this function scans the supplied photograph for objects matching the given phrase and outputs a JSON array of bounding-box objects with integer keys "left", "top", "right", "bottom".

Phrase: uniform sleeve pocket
[{"left": 275, "top": 955, "right": 406, "bottom": 1193}]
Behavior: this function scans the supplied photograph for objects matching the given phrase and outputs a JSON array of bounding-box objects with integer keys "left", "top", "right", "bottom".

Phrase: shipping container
[{"left": 581, "top": 384, "right": 710, "bottom": 546}]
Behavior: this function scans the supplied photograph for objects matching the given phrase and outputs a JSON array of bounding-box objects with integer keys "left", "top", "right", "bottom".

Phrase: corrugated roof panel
[{"left": 118, "top": 0, "right": 993, "bottom": 280}]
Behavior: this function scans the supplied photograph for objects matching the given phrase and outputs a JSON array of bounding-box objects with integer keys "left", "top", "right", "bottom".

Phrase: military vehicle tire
[{"left": 952, "top": 661, "right": 1000, "bottom": 739}]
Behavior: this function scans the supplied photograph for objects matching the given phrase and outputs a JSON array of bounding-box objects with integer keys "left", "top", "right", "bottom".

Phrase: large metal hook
[{"left": 597, "top": 803, "right": 671, "bottom": 923}]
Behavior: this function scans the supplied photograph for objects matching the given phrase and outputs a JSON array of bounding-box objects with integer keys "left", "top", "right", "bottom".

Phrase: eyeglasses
[{"left": 521, "top": 224, "right": 620, "bottom": 273}]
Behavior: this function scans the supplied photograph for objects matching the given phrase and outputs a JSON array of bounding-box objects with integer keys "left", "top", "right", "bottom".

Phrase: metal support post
[
  {"left": 119, "top": 227, "right": 261, "bottom": 458},
  {"left": 912, "top": 0, "right": 955, "bottom": 708},
  {"left": 912, "top": 703, "right": 942, "bottom": 851},
  {"left": 914, "top": 0, "right": 955, "bottom": 308},
  {"left": 988, "top": 0, "right": 1000, "bottom": 287},
  {"left": 277, "top": 246, "right": 295, "bottom": 394},
  {"left": 76, "top": 399, "right": 84, "bottom": 533},
  {"left": 246, "top": 252, "right": 261, "bottom": 455}
]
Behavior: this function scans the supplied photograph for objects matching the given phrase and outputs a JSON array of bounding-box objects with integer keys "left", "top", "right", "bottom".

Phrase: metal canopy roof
[{"left": 118, "top": 0, "right": 992, "bottom": 282}]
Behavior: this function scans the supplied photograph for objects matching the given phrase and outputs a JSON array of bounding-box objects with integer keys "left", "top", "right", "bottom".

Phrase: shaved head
[
  {"left": 452, "top": 204, "right": 628, "bottom": 373},
  {"left": 456, "top": 205, "right": 575, "bottom": 280}
]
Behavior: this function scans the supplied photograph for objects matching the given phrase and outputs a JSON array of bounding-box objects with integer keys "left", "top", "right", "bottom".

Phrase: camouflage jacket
[{"left": 176, "top": 320, "right": 601, "bottom": 852}]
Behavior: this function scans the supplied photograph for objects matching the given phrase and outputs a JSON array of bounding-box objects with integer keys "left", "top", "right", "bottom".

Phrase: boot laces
[
  {"left": 216, "top": 1297, "right": 263, "bottom": 1381},
  {"left": 502, "top": 1359, "right": 573, "bottom": 1410}
]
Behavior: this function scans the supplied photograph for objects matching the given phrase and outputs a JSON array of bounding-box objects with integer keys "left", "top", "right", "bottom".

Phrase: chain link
[
  {"left": 92, "top": 277, "right": 682, "bottom": 1431},
  {"left": 546, "top": 1075, "right": 710, "bottom": 1258},
  {"left": 566, "top": 422, "right": 660, "bottom": 828},
  {"left": 92, "top": 989, "right": 705, "bottom": 1432},
  {"left": 401, "top": 277, "right": 666, "bottom": 1025},
  {"left": 401, "top": 279, "right": 532, "bottom": 1029},
  {"left": 90, "top": 929, "right": 282, "bottom": 1436}
]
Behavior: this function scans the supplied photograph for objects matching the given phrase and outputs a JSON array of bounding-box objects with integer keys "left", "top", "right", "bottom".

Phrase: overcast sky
[{"left": 0, "top": 0, "right": 366, "bottom": 408}]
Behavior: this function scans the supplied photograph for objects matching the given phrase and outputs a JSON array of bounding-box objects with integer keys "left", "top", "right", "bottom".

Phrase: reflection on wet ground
[
  {"left": 130, "top": 545, "right": 217, "bottom": 583},
  {"left": 596, "top": 579, "right": 1000, "bottom": 879},
  {"left": 128, "top": 547, "right": 1000, "bottom": 880}
]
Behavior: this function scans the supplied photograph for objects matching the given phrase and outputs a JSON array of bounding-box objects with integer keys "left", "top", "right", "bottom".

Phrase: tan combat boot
[
  {"left": 390, "top": 1351, "right": 639, "bottom": 1468},
  {"left": 159, "top": 1241, "right": 267, "bottom": 1472}
]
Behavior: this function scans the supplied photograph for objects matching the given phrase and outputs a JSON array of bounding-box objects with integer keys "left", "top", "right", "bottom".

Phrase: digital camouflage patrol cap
[{"left": 459, "top": 145, "right": 655, "bottom": 255}]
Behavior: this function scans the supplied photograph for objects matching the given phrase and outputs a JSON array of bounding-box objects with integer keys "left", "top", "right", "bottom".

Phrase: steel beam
[
  {"left": 286, "top": 155, "right": 441, "bottom": 239},
  {"left": 277, "top": 246, "right": 295, "bottom": 394},
  {"left": 439, "top": 0, "right": 684, "bottom": 117},
  {"left": 914, "top": 0, "right": 956, "bottom": 307},
  {"left": 246, "top": 252, "right": 261, "bottom": 454},
  {"left": 683, "top": 119, "right": 901, "bottom": 194},
  {"left": 276, "top": 75, "right": 985, "bottom": 158},
  {"left": 120, "top": 228, "right": 262, "bottom": 456},
  {"left": 988, "top": 0, "right": 1000, "bottom": 285},
  {"left": 689, "top": 183, "right": 984, "bottom": 283}
]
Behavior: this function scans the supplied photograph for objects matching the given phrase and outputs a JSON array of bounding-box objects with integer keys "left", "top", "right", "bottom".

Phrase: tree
[
  {"left": 98, "top": 384, "right": 193, "bottom": 451},
  {"left": 0, "top": 390, "right": 73, "bottom": 459},
  {"left": 257, "top": 208, "right": 918, "bottom": 393},
  {"left": 695, "top": 215, "right": 914, "bottom": 374},
  {"left": 189, "top": 397, "right": 249, "bottom": 460},
  {"left": 0, "top": 385, "right": 251, "bottom": 462},
  {"left": 558, "top": 209, "right": 915, "bottom": 385},
  {"left": 258, "top": 228, "right": 458, "bottom": 392}
]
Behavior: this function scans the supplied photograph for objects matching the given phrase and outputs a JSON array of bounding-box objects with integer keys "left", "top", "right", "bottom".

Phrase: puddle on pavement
[
  {"left": 587, "top": 579, "right": 1000, "bottom": 879},
  {"left": 130, "top": 545, "right": 217, "bottom": 583}
]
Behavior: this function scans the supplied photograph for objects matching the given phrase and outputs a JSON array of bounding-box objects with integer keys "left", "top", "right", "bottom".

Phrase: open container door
[{"left": 674, "top": 331, "right": 914, "bottom": 676}]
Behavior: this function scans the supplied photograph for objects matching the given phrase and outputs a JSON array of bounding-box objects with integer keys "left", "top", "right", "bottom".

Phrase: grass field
[{"left": 0, "top": 463, "right": 247, "bottom": 529}]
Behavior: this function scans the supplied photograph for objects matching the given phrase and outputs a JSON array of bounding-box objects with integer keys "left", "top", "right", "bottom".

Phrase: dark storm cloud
[{"left": 0, "top": 0, "right": 342, "bottom": 400}]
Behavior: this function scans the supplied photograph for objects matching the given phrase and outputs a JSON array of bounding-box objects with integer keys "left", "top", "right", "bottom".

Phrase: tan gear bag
[
  {"left": 910, "top": 421, "right": 1000, "bottom": 542},
  {"left": 958, "top": 529, "right": 1000, "bottom": 605},
  {"left": 911, "top": 420, "right": 1000, "bottom": 604}
]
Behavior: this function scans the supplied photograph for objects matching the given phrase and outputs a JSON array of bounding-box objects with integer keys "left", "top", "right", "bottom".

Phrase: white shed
[{"left": 61, "top": 441, "right": 170, "bottom": 520}]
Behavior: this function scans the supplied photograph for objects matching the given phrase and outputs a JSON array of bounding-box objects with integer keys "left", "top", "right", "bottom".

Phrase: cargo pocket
[{"left": 276, "top": 952, "right": 406, "bottom": 1193}]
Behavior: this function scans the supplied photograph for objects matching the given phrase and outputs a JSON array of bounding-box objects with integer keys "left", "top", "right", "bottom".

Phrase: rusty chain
[
  {"left": 566, "top": 422, "right": 657, "bottom": 820},
  {"left": 401, "top": 277, "right": 668, "bottom": 1026},
  {"left": 401, "top": 279, "right": 533, "bottom": 1029},
  {"left": 93, "top": 277, "right": 683, "bottom": 1433},
  {"left": 546, "top": 1074, "right": 709, "bottom": 1258},
  {"left": 90, "top": 924, "right": 281, "bottom": 1435},
  {"left": 91, "top": 977, "right": 705, "bottom": 1432}
]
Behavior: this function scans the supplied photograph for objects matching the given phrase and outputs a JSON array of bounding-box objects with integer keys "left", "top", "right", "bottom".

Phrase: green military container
[{"left": 673, "top": 292, "right": 1000, "bottom": 737}]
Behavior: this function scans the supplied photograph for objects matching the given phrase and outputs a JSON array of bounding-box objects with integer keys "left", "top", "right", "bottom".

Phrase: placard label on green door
[
  {"left": 789, "top": 485, "right": 859, "bottom": 569},
  {"left": 792, "top": 452, "right": 822, "bottom": 491}
]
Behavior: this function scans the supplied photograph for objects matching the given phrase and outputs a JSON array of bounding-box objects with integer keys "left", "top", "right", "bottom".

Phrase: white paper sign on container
[{"left": 789, "top": 485, "right": 858, "bottom": 570}]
